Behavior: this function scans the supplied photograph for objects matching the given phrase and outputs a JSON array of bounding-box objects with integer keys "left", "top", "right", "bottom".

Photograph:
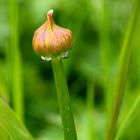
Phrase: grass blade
[
  {"left": 106, "top": 0, "right": 140, "bottom": 139},
  {"left": 115, "top": 93, "right": 140, "bottom": 140},
  {"left": 0, "top": 99, "right": 33, "bottom": 140},
  {"left": 10, "top": 0, "right": 24, "bottom": 121}
]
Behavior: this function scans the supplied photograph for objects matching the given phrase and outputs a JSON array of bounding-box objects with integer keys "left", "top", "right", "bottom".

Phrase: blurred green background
[{"left": 0, "top": 0, "right": 140, "bottom": 140}]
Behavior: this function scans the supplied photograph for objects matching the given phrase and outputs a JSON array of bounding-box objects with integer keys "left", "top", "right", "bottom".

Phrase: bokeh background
[{"left": 0, "top": 0, "right": 140, "bottom": 140}]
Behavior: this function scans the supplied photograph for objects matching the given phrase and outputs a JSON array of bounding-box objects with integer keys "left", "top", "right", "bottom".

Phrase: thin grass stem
[
  {"left": 100, "top": 0, "right": 111, "bottom": 116},
  {"left": 86, "top": 80, "right": 96, "bottom": 140},
  {"left": 106, "top": 0, "right": 140, "bottom": 140},
  {"left": 115, "top": 93, "right": 140, "bottom": 140},
  {"left": 10, "top": 0, "right": 24, "bottom": 121}
]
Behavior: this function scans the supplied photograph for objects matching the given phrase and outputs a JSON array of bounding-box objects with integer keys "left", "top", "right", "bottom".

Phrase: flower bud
[{"left": 32, "top": 9, "right": 73, "bottom": 61}]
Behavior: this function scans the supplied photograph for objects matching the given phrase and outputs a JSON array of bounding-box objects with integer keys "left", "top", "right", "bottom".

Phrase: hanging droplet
[
  {"left": 41, "top": 56, "right": 52, "bottom": 61},
  {"left": 61, "top": 51, "right": 69, "bottom": 59},
  {"left": 41, "top": 56, "right": 45, "bottom": 60}
]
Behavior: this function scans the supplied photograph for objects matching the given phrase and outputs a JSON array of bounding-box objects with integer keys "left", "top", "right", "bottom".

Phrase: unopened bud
[{"left": 32, "top": 9, "right": 73, "bottom": 61}]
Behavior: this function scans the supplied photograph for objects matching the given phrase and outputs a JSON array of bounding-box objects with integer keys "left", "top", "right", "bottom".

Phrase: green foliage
[
  {"left": 0, "top": 0, "right": 140, "bottom": 140},
  {"left": 115, "top": 93, "right": 140, "bottom": 140},
  {"left": 106, "top": 0, "right": 140, "bottom": 139},
  {"left": 0, "top": 99, "right": 33, "bottom": 140}
]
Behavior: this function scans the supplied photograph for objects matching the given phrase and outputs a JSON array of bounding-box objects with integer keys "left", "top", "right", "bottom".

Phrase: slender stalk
[
  {"left": 52, "top": 57, "right": 77, "bottom": 140},
  {"left": 115, "top": 93, "right": 140, "bottom": 140},
  {"left": 100, "top": 0, "right": 111, "bottom": 116},
  {"left": 106, "top": 0, "right": 140, "bottom": 140},
  {"left": 86, "top": 80, "right": 95, "bottom": 140},
  {"left": 10, "top": 0, "right": 24, "bottom": 121}
]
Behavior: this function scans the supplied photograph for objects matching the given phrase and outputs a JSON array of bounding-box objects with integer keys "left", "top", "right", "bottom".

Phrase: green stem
[
  {"left": 86, "top": 81, "right": 95, "bottom": 140},
  {"left": 52, "top": 57, "right": 77, "bottom": 140},
  {"left": 100, "top": 0, "right": 111, "bottom": 116},
  {"left": 106, "top": 0, "right": 140, "bottom": 140},
  {"left": 10, "top": 0, "right": 24, "bottom": 121}
]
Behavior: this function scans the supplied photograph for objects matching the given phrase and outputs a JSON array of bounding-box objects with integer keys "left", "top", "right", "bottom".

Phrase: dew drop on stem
[
  {"left": 61, "top": 51, "right": 69, "bottom": 59},
  {"left": 41, "top": 56, "right": 52, "bottom": 61}
]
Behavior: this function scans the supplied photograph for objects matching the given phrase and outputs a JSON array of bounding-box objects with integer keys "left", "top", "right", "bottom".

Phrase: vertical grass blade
[
  {"left": 86, "top": 81, "right": 96, "bottom": 140},
  {"left": 52, "top": 57, "right": 77, "bottom": 140},
  {"left": 10, "top": 0, "right": 24, "bottom": 121},
  {"left": 115, "top": 93, "right": 140, "bottom": 140},
  {"left": 99, "top": 0, "right": 111, "bottom": 116},
  {"left": 106, "top": 0, "right": 140, "bottom": 140}
]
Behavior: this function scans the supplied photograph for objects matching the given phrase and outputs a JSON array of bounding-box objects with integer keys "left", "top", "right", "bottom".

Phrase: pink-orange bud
[{"left": 32, "top": 9, "right": 73, "bottom": 61}]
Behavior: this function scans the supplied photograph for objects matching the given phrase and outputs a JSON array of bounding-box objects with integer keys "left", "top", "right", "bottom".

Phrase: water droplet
[
  {"left": 41, "top": 56, "right": 52, "bottom": 61},
  {"left": 41, "top": 56, "right": 45, "bottom": 60},
  {"left": 45, "top": 57, "right": 52, "bottom": 61},
  {"left": 61, "top": 51, "right": 69, "bottom": 59}
]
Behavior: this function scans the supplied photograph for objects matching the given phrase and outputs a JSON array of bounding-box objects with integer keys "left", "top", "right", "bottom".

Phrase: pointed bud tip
[
  {"left": 33, "top": 9, "right": 73, "bottom": 59},
  {"left": 47, "top": 9, "right": 53, "bottom": 16}
]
